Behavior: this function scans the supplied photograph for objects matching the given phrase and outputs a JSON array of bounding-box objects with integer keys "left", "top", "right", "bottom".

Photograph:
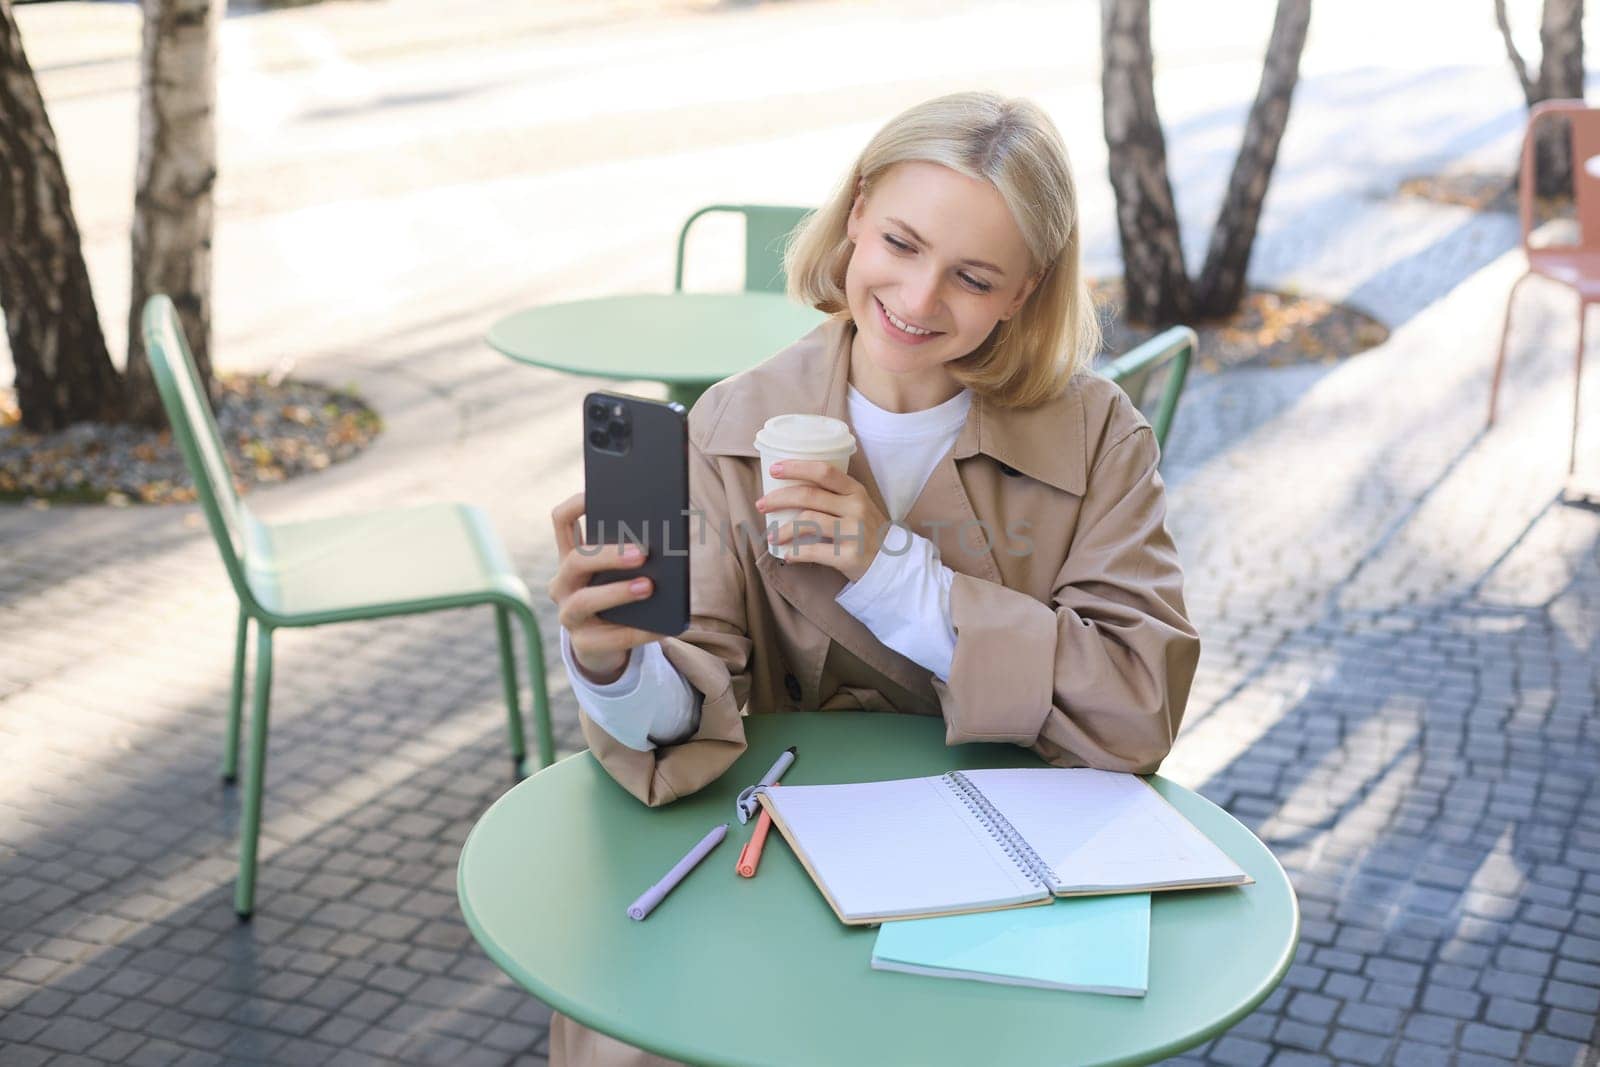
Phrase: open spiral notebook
[{"left": 754, "top": 767, "right": 1251, "bottom": 926}]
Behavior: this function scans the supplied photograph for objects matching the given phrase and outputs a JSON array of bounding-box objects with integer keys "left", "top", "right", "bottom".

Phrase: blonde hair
[{"left": 785, "top": 91, "right": 1100, "bottom": 409}]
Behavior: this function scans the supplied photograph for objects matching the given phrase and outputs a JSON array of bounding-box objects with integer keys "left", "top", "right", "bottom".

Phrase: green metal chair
[
  {"left": 141, "top": 295, "right": 553, "bottom": 919},
  {"left": 673, "top": 204, "right": 813, "bottom": 294},
  {"left": 1101, "top": 325, "right": 1196, "bottom": 460}
]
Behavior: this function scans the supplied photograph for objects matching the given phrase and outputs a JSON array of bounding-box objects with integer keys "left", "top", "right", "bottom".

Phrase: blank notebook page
[
  {"left": 959, "top": 768, "right": 1248, "bottom": 892},
  {"left": 762, "top": 775, "right": 1044, "bottom": 920}
]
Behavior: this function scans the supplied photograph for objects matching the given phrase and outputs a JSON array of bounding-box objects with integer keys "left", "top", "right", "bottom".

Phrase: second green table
[{"left": 487, "top": 292, "right": 827, "bottom": 409}]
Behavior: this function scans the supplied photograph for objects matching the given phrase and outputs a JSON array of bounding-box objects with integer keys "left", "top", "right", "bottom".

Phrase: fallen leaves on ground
[
  {"left": 1090, "top": 281, "right": 1390, "bottom": 374},
  {"left": 0, "top": 373, "right": 382, "bottom": 506},
  {"left": 1397, "top": 171, "right": 1573, "bottom": 224}
]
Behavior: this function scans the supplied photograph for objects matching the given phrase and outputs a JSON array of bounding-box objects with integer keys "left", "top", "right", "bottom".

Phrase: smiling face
[{"left": 843, "top": 160, "right": 1040, "bottom": 401}]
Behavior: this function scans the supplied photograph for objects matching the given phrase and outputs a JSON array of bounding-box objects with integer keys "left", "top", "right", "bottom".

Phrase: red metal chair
[{"left": 1487, "top": 99, "right": 1600, "bottom": 474}]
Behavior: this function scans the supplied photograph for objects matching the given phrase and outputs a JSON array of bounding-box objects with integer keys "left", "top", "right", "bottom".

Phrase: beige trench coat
[{"left": 552, "top": 315, "right": 1201, "bottom": 1067}]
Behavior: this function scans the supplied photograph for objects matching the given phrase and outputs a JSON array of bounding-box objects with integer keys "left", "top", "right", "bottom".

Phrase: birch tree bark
[
  {"left": 0, "top": 0, "right": 121, "bottom": 432},
  {"left": 1100, "top": 0, "right": 1312, "bottom": 326},
  {"left": 1100, "top": 0, "right": 1193, "bottom": 324},
  {"left": 1194, "top": 0, "right": 1313, "bottom": 317},
  {"left": 123, "top": 0, "right": 220, "bottom": 428},
  {"left": 1495, "top": 0, "right": 1585, "bottom": 197}
]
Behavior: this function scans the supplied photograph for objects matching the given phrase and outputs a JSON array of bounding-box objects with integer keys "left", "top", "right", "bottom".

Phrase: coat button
[
  {"left": 784, "top": 673, "right": 803, "bottom": 702},
  {"left": 997, "top": 461, "right": 1022, "bottom": 477}
]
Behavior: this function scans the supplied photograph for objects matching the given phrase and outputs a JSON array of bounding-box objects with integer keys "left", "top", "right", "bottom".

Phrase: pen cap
[{"left": 735, "top": 785, "right": 758, "bottom": 824}]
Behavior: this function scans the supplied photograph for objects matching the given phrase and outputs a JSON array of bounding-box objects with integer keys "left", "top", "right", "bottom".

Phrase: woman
[{"left": 545, "top": 90, "right": 1200, "bottom": 1066}]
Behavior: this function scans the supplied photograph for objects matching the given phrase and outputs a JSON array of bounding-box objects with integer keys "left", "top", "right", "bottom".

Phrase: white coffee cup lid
[{"left": 754, "top": 414, "right": 856, "bottom": 457}]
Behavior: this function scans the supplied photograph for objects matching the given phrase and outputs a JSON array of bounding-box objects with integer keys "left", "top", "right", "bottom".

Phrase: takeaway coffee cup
[{"left": 754, "top": 414, "right": 858, "bottom": 560}]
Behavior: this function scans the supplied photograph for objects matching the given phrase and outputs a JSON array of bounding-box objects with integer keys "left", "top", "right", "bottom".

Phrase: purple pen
[{"left": 627, "top": 824, "right": 728, "bottom": 921}]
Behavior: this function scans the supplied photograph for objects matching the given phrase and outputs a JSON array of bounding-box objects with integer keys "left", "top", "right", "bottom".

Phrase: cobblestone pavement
[{"left": 5, "top": 0, "right": 1600, "bottom": 1064}]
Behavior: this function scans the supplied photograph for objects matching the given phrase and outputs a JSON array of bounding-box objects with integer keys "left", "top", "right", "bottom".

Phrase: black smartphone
[{"left": 582, "top": 391, "right": 690, "bottom": 637}]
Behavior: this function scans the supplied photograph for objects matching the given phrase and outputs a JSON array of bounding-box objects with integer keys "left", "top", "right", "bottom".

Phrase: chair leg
[
  {"left": 223, "top": 607, "right": 249, "bottom": 784},
  {"left": 495, "top": 605, "right": 528, "bottom": 776},
  {"left": 1572, "top": 301, "right": 1590, "bottom": 476},
  {"left": 235, "top": 625, "right": 274, "bottom": 920},
  {"left": 513, "top": 602, "right": 555, "bottom": 772},
  {"left": 1489, "top": 271, "right": 1532, "bottom": 429}
]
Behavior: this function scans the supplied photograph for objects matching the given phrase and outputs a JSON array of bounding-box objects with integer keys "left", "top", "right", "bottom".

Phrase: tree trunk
[
  {"left": 1099, "top": 0, "right": 1193, "bottom": 325},
  {"left": 1493, "top": 0, "right": 1536, "bottom": 104},
  {"left": 1496, "top": 0, "right": 1586, "bottom": 197},
  {"left": 124, "top": 0, "right": 220, "bottom": 428},
  {"left": 1533, "top": 0, "right": 1584, "bottom": 196},
  {"left": 0, "top": 0, "right": 121, "bottom": 432},
  {"left": 1193, "top": 0, "right": 1313, "bottom": 318}
]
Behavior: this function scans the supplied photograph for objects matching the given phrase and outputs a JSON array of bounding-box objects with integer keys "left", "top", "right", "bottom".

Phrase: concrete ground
[{"left": 3, "top": 0, "right": 1600, "bottom": 1063}]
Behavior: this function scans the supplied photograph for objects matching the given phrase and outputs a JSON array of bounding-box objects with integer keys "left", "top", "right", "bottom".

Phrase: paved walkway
[{"left": 4, "top": 1, "right": 1600, "bottom": 1064}]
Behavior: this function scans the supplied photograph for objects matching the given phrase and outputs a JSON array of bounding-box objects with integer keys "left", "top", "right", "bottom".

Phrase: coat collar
[{"left": 697, "top": 315, "right": 1089, "bottom": 498}]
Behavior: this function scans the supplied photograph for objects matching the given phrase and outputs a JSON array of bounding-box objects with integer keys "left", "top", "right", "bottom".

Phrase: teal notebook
[{"left": 871, "top": 893, "right": 1151, "bottom": 997}]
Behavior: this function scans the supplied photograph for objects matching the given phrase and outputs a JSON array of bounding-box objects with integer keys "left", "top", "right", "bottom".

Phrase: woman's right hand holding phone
[{"left": 548, "top": 492, "right": 665, "bottom": 685}]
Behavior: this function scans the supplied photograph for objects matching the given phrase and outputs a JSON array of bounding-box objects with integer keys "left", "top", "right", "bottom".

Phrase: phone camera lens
[
  {"left": 588, "top": 403, "right": 607, "bottom": 421},
  {"left": 588, "top": 429, "right": 608, "bottom": 449},
  {"left": 608, "top": 419, "right": 627, "bottom": 438}
]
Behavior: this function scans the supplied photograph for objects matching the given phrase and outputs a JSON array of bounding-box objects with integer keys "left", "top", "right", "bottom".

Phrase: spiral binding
[{"left": 944, "top": 771, "right": 1058, "bottom": 891}]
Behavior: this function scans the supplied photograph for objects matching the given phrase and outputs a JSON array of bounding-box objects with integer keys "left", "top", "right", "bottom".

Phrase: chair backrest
[
  {"left": 1521, "top": 100, "right": 1600, "bottom": 253},
  {"left": 141, "top": 295, "right": 264, "bottom": 610},
  {"left": 1099, "top": 325, "right": 1196, "bottom": 460},
  {"left": 673, "top": 204, "right": 813, "bottom": 294}
]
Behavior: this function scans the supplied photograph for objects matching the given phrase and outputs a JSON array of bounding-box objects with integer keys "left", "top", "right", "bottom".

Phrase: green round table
[
  {"left": 458, "top": 713, "right": 1299, "bottom": 1067},
  {"left": 487, "top": 292, "right": 827, "bottom": 409}
]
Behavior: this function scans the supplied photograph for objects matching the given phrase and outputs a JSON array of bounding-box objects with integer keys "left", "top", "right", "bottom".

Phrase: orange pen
[{"left": 736, "top": 786, "right": 777, "bottom": 878}]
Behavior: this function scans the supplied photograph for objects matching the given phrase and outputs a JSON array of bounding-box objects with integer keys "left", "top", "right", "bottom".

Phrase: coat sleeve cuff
[
  {"left": 578, "top": 633, "right": 749, "bottom": 807},
  {"left": 934, "top": 572, "right": 1055, "bottom": 745}
]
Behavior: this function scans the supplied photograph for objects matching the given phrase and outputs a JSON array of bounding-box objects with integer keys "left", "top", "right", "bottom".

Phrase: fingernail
[
  {"left": 770, "top": 462, "right": 783, "bottom": 475},
  {"left": 630, "top": 578, "right": 650, "bottom": 594},
  {"left": 621, "top": 545, "right": 642, "bottom": 560}
]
